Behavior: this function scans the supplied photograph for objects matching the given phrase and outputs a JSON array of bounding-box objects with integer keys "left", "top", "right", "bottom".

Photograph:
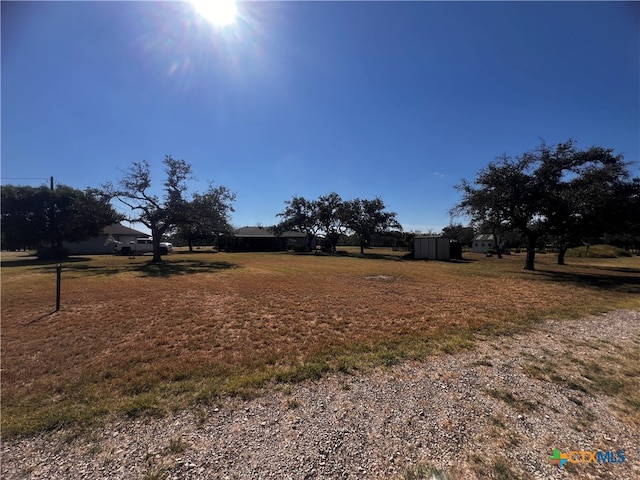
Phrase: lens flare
[{"left": 190, "top": 0, "right": 238, "bottom": 27}]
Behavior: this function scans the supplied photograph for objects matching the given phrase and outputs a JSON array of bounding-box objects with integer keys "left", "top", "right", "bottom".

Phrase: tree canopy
[
  {"left": 103, "top": 156, "right": 195, "bottom": 262},
  {"left": 275, "top": 193, "right": 401, "bottom": 253},
  {"left": 174, "top": 183, "right": 236, "bottom": 251},
  {"left": 344, "top": 197, "right": 402, "bottom": 254},
  {"left": 1, "top": 184, "right": 121, "bottom": 257},
  {"left": 453, "top": 139, "right": 637, "bottom": 270},
  {"left": 274, "top": 196, "right": 323, "bottom": 250}
]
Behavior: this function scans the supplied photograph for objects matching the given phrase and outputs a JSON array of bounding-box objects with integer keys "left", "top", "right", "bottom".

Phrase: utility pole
[{"left": 50, "top": 176, "right": 54, "bottom": 190}]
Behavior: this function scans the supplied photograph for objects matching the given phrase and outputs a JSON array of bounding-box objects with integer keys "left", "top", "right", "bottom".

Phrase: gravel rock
[{"left": 3, "top": 310, "right": 639, "bottom": 479}]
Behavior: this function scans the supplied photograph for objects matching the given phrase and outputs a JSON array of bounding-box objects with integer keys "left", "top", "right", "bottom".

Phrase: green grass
[
  {"left": 565, "top": 244, "right": 633, "bottom": 258},
  {"left": 468, "top": 455, "right": 529, "bottom": 480},
  {"left": 520, "top": 335, "right": 640, "bottom": 426},
  {"left": 484, "top": 388, "right": 538, "bottom": 412}
]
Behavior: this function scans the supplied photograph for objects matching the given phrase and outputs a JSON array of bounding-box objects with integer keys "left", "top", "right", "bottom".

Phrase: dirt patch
[{"left": 363, "top": 274, "right": 396, "bottom": 281}]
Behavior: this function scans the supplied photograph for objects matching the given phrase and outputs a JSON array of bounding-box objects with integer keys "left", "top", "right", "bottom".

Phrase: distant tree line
[
  {"left": 452, "top": 139, "right": 640, "bottom": 270},
  {"left": 4, "top": 140, "right": 637, "bottom": 264},
  {"left": 2, "top": 156, "right": 235, "bottom": 261},
  {"left": 274, "top": 193, "right": 402, "bottom": 254},
  {"left": 1, "top": 184, "right": 122, "bottom": 258}
]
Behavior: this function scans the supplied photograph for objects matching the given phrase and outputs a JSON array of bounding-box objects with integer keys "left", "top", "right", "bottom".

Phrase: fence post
[{"left": 56, "top": 264, "right": 62, "bottom": 311}]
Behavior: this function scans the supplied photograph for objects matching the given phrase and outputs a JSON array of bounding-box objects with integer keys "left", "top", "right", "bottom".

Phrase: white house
[
  {"left": 64, "top": 223, "right": 148, "bottom": 255},
  {"left": 472, "top": 234, "right": 496, "bottom": 254}
]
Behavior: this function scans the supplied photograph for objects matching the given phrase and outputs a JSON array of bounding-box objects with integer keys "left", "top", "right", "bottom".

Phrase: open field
[{"left": 2, "top": 248, "right": 639, "bottom": 439}]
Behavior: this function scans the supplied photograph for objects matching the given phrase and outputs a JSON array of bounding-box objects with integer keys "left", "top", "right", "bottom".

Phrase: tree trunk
[
  {"left": 151, "top": 229, "right": 163, "bottom": 263},
  {"left": 327, "top": 233, "right": 339, "bottom": 253},
  {"left": 524, "top": 234, "right": 537, "bottom": 270},
  {"left": 557, "top": 245, "right": 568, "bottom": 265},
  {"left": 492, "top": 227, "right": 502, "bottom": 259},
  {"left": 360, "top": 241, "right": 365, "bottom": 255},
  {"left": 188, "top": 238, "right": 194, "bottom": 252}
]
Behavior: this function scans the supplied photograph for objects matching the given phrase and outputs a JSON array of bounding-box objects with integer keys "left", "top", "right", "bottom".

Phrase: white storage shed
[{"left": 472, "top": 234, "right": 496, "bottom": 253}]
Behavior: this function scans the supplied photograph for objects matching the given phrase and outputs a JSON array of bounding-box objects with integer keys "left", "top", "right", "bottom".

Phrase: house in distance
[
  {"left": 230, "top": 226, "right": 314, "bottom": 252},
  {"left": 64, "top": 223, "right": 147, "bottom": 255}
]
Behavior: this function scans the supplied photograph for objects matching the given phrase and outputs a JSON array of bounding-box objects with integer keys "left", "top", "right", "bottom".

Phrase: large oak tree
[
  {"left": 103, "top": 155, "right": 193, "bottom": 263},
  {"left": 344, "top": 197, "right": 402, "bottom": 254},
  {"left": 454, "top": 140, "right": 636, "bottom": 270},
  {"left": 176, "top": 183, "right": 236, "bottom": 251}
]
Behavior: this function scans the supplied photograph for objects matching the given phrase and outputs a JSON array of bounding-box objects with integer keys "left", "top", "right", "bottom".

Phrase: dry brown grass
[{"left": 2, "top": 249, "right": 639, "bottom": 437}]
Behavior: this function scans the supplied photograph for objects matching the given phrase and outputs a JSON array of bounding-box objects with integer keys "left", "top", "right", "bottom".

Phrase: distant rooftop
[
  {"left": 235, "top": 226, "right": 307, "bottom": 238},
  {"left": 473, "top": 234, "right": 495, "bottom": 241},
  {"left": 102, "top": 223, "right": 147, "bottom": 236}
]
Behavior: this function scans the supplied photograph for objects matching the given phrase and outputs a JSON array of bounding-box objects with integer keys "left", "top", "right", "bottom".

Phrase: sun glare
[{"left": 191, "top": 0, "right": 238, "bottom": 27}]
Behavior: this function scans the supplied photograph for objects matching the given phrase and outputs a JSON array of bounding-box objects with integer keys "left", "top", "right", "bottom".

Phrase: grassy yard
[{"left": 2, "top": 248, "right": 639, "bottom": 438}]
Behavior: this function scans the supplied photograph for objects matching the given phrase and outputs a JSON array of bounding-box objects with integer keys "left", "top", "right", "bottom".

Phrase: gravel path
[{"left": 3, "top": 310, "right": 639, "bottom": 480}]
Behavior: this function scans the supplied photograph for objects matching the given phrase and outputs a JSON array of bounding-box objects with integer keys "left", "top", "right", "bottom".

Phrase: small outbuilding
[
  {"left": 414, "top": 236, "right": 453, "bottom": 260},
  {"left": 472, "top": 234, "right": 496, "bottom": 254}
]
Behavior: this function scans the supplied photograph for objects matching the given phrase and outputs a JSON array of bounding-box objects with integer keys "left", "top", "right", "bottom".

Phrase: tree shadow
[
  {"left": 1, "top": 255, "right": 92, "bottom": 268},
  {"left": 332, "top": 250, "right": 409, "bottom": 262},
  {"left": 331, "top": 250, "right": 478, "bottom": 263},
  {"left": 62, "top": 259, "right": 238, "bottom": 277},
  {"left": 135, "top": 260, "right": 238, "bottom": 277},
  {"left": 534, "top": 265, "right": 640, "bottom": 294},
  {"left": 1, "top": 253, "right": 239, "bottom": 277}
]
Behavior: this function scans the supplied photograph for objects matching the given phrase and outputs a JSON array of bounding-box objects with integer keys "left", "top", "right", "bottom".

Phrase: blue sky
[{"left": 2, "top": 1, "right": 639, "bottom": 234}]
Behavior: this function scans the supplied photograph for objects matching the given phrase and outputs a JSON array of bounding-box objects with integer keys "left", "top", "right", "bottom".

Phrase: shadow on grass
[
  {"left": 535, "top": 266, "right": 640, "bottom": 294},
  {"left": 2, "top": 253, "right": 239, "bottom": 277},
  {"left": 331, "top": 250, "right": 478, "bottom": 263},
  {"left": 62, "top": 259, "right": 239, "bottom": 277},
  {"left": 1, "top": 255, "right": 92, "bottom": 268},
  {"left": 331, "top": 250, "right": 413, "bottom": 262},
  {"left": 136, "top": 260, "right": 238, "bottom": 277}
]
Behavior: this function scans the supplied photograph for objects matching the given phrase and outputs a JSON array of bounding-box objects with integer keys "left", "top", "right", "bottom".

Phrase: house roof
[
  {"left": 473, "top": 234, "right": 495, "bottom": 241},
  {"left": 102, "top": 223, "right": 148, "bottom": 236},
  {"left": 235, "top": 226, "right": 307, "bottom": 238}
]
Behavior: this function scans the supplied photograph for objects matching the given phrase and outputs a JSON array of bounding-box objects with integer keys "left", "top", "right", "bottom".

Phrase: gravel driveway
[{"left": 3, "top": 310, "right": 639, "bottom": 479}]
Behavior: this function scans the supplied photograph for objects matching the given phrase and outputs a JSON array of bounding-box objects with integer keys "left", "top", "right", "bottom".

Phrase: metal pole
[{"left": 56, "top": 264, "right": 62, "bottom": 311}]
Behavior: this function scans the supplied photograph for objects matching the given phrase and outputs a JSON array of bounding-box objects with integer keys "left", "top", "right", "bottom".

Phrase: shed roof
[{"left": 473, "top": 234, "right": 495, "bottom": 241}]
